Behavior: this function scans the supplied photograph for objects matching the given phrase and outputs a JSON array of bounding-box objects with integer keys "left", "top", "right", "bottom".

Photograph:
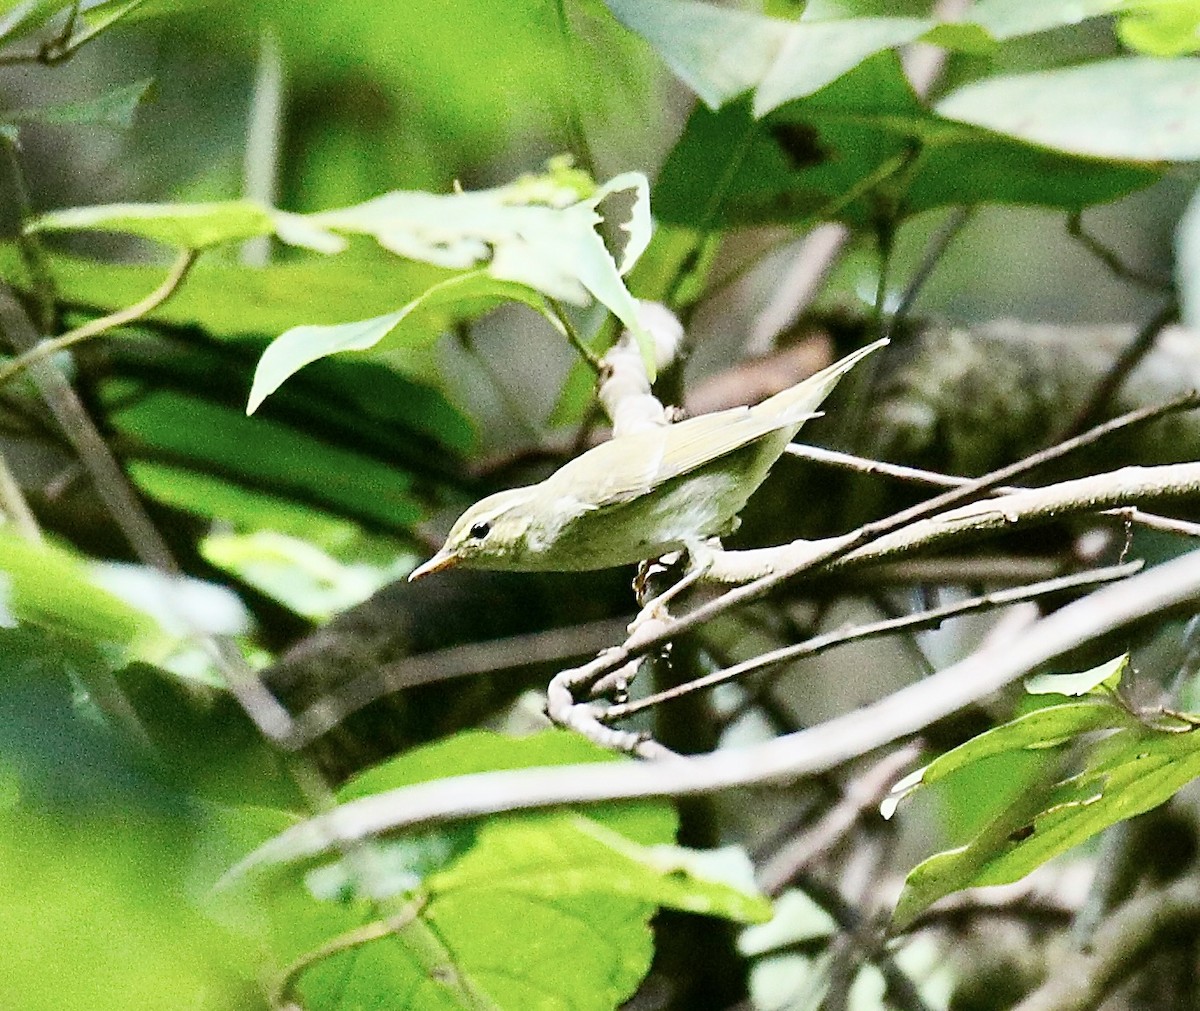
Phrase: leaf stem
[
  {"left": 548, "top": 297, "right": 603, "bottom": 373},
  {"left": 0, "top": 248, "right": 198, "bottom": 389},
  {"left": 272, "top": 899, "right": 425, "bottom": 1008}
]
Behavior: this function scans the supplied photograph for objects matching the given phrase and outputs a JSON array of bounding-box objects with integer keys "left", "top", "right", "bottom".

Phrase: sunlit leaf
[
  {"left": 1118, "top": 1, "right": 1200, "bottom": 55},
  {"left": 244, "top": 271, "right": 550, "bottom": 414},
  {"left": 965, "top": 0, "right": 1124, "bottom": 39},
  {"left": 1026, "top": 654, "right": 1128, "bottom": 696},
  {"left": 882, "top": 700, "right": 1129, "bottom": 818},
  {"left": 0, "top": 531, "right": 166, "bottom": 656},
  {"left": 0, "top": 0, "right": 66, "bottom": 44},
  {"left": 201, "top": 530, "right": 395, "bottom": 621},
  {"left": 753, "top": 16, "right": 931, "bottom": 115},
  {"left": 889, "top": 670, "right": 1200, "bottom": 927},
  {"left": 935, "top": 57, "right": 1200, "bottom": 162},
  {"left": 227, "top": 731, "right": 764, "bottom": 1010},
  {"left": 602, "top": 0, "right": 791, "bottom": 108},
  {"left": 0, "top": 243, "right": 452, "bottom": 344},
  {"left": 309, "top": 171, "right": 655, "bottom": 369},
  {"left": 27, "top": 200, "right": 285, "bottom": 250}
]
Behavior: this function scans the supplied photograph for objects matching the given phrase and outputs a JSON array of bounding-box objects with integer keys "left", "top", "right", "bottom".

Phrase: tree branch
[
  {"left": 601, "top": 562, "right": 1141, "bottom": 720},
  {"left": 228, "top": 544, "right": 1200, "bottom": 873}
]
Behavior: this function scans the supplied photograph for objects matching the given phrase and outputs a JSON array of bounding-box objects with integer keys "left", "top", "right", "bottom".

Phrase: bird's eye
[{"left": 468, "top": 521, "right": 491, "bottom": 540}]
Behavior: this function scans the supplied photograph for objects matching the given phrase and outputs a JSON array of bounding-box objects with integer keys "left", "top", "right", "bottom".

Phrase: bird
[{"left": 409, "top": 339, "right": 886, "bottom": 580}]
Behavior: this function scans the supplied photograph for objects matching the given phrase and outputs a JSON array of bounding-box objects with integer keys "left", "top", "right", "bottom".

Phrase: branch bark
[{"left": 230, "top": 544, "right": 1200, "bottom": 874}]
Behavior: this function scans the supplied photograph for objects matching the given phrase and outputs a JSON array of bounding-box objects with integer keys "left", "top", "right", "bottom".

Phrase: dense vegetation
[{"left": 2, "top": 2, "right": 1200, "bottom": 1009}]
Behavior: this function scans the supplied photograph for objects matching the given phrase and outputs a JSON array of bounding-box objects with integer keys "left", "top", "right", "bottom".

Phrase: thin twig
[
  {"left": 757, "top": 744, "right": 923, "bottom": 896},
  {"left": 0, "top": 284, "right": 295, "bottom": 743},
  {"left": 789, "top": 872, "right": 937, "bottom": 1011},
  {"left": 2, "top": 139, "right": 57, "bottom": 333},
  {"left": 0, "top": 0, "right": 146, "bottom": 65},
  {"left": 226, "top": 546, "right": 1200, "bottom": 866},
  {"left": 1056, "top": 298, "right": 1179, "bottom": 441},
  {"left": 745, "top": 0, "right": 964, "bottom": 353},
  {"left": 1067, "top": 210, "right": 1172, "bottom": 292},
  {"left": 0, "top": 448, "right": 41, "bottom": 543},
  {"left": 890, "top": 207, "right": 973, "bottom": 330},
  {"left": 601, "top": 562, "right": 1141, "bottom": 721},
  {"left": 548, "top": 297, "right": 603, "bottom": 373},
  {"left": 272, "top": 899, "right": 425, "bottom": 1008},
  {"left": 683, "top": 392, "right": 1200, "bottom": 615},
  {"left": 286, "top": 616, "right": 632, "bottom": 748},
  {"left": 0, "top": 249, "right": 198, "bottom": 389},
  {"left": 1014, "top": 878, "right": 1200, "bottom": 1011},
  {"left": 787, "top": 443, "right": 1200, "bottom": 539}
]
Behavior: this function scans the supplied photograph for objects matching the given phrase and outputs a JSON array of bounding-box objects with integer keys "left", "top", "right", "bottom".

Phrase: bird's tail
[{"left": 754, "top": 338, "right": 889, "bottom": 426}]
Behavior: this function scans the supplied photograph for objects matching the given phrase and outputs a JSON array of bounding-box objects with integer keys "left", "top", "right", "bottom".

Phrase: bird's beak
[{"left": 408, "top": 550, "right": 459, "bottom": 581}]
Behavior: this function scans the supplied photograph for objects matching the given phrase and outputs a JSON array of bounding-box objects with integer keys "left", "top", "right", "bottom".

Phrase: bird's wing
[
  {"left": 548, "top": 405, "right": 789, "bottom": 510},
  {"left": 547, "top": 340, "right": 888, "bottom": 511}
]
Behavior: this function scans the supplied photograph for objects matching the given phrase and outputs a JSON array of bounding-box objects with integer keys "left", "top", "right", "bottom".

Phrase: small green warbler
[{"left": 409, "top": 339, "right": 885, "bottom": 579}]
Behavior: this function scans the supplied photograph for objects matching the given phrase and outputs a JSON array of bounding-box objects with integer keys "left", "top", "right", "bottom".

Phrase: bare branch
[
  {"left": 788, "top": 443, "right": 1200, "bottom": 540},
  {"left": 287, "top": 616, "right": 632, "bottom": 749},
  {"left": 601, "top": 562, "right": 1142, "bottom": 720},
  {"left": 757, "top": 744, "right": 923, "bottom": 896},
  {"left": 228, "top": 545, "right": 1200, "bottom": 872}
]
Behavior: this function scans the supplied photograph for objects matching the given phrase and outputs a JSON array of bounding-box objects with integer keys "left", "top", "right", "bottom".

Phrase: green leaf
[
  {"left": 965, "top": 0, "right": 1125, "bottom": 39},
  {"left": 654, "top": 55, "right": 1158, "bottom": 229},
  {"left": 127, "top": 463, "right": 353, "bottom": 544},
  {"left": 895, "top": 720, "right": 1200, "bottom": 927},
  {"left": 1178, "top": 182, "right": 1200, "bottom": 328},
  {"left": 310, "top": 171, "right": 655, "bottom": 371},
  {"left": 385, "top": 813, "right": 768, "bottom": 1009},
  {"left": 1119, "top": 1, "right": 1200, "bottom": 55},
  {"left": 201, "top": 530, "right": 396, "bottom": 621},
  {"left": 882, "top": 700, "right": 1130, "bottom": 817},
  {"left": 601, "top": 0, "right": 792, "bottom": 108},
  {"left": 5, "top": 78, "right": 154, "bottom": 129},
  {"left": 282, "top": 734, "right": 766, "bottom": 1010},
  {"left": 107, "top": 390, "right": 425, "bottom": 530},
  {"left": 0, "top": 530, "right": 166, "bottom": 656},
  {"left": 1026, "top": 654, "right": 1129, "bottom": 696},
  {"left": 339, "top": 729, "right": 676, "bottom": 846},
  {"left": 116, "top": 661, "right": 304, "bottom": 808},
  {"left": 935, "top": 57, "right": 1200, "bottom": 161},
  {"left": 602, "top": 0, "right": 932, "bottom": 113},
  {"left": 889, "top": 675, "right": 1200, "bottom": 927},
  {"left": 0, "top": 243, "right": 454, "bottom": 348},
  {"left": 23, "top": 167, "right": 656, "bottom": 373},
  {"left": 753, "top": 16, "right": 932, "bottom": 115},
  {"left": 27, "top": 200, "right": 288, "bottom": 251},
  {"left": 0, "top": 0, "right": 65, "bottom": 45},
  {"left": 245, "top": 271, "right": 552, "bottom": 414},
  {"left": 429, "top": 814, "right": 771, "bottom": 922},
  {"left": 223, "top": 732, "right": 696, "bottom": 1010}
]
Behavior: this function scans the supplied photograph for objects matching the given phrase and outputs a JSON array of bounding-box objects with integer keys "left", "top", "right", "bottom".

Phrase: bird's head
[{"left": 408, "top": 486, "right": 540, "bottom": 580}]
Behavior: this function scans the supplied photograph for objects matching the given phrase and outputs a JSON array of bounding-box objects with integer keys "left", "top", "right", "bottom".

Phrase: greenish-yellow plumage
[{"left": 409, "top": 340, "right": 885, "bottom": 579}]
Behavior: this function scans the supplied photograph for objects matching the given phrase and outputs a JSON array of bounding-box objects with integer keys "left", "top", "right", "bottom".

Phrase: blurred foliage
[{"left": 2, "top": 0, "right": 1200, "bottom": 1008}]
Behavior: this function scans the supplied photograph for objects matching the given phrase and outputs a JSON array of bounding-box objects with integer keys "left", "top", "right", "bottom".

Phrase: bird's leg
[{"left": 628, "top": 538, "right": 720, "bottom": 633}]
